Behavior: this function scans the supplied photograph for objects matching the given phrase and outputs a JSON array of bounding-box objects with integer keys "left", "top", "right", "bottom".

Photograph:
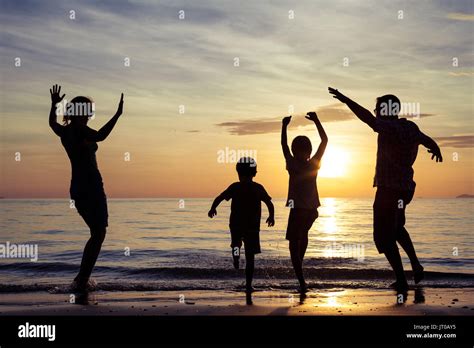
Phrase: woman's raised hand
[
  {"left": 116, "top": 93, "right": 124, "bottom": 116},
  {"left": 50, "top": 84, "right": 65, "bottom": 105}
]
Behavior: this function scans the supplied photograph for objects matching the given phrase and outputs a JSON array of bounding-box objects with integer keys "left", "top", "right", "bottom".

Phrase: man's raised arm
[{"left": 328, "top": 87, "right": 376, "bottom": 129}]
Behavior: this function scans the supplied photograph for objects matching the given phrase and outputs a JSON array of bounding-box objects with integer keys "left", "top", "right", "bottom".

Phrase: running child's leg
[
  {"left": 245, "top": 250, "right": 255, "bottom": 291},
  {"left": 230, "top": 231, "right": 242, "bottom": 270},
  {"left": 231, "top": 245, "right": 240, "bottom": 270}
]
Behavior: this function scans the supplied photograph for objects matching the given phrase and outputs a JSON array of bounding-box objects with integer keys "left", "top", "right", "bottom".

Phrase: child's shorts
[
  {"left": 230, "top": 229, "right": 261, "bottom": 254},
  {"left": 286, "top": 208, "right": 318, "bottom": 241}
]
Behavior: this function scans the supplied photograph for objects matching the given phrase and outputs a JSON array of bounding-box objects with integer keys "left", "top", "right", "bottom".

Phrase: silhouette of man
[{"left": 329, "top": 87, "right": 442, "bottom": 294}]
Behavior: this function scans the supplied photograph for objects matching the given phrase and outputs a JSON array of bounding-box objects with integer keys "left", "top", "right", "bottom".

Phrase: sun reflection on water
[{"left": 321, "top": 198, "right": 338, "bottom": 234}]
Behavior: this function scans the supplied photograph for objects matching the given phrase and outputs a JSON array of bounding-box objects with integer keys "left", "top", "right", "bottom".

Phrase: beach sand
[{"left": 1, "top": 287, "right": 473, "bottom": 316}]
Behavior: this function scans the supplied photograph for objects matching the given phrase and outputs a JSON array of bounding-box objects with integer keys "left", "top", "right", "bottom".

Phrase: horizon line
[{"left": 0, "top": 195, "right": 471, "bottom": 200}]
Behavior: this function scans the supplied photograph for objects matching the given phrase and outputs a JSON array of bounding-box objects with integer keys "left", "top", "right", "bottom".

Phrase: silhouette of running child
[
  {"left": 281, "top": 112, "right": 328, "bottom": 293},
  {"left": 208, "top": 157, "right": 274, "bottom": 304}
]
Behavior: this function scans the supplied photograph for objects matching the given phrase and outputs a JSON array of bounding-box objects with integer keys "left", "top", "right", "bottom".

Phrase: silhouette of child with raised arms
[
  {"left": 208, "top": 157, "right": 274, "bottom": 304},
  {"left": 281, "top": 112, "right": 328, "bottom": 293}
]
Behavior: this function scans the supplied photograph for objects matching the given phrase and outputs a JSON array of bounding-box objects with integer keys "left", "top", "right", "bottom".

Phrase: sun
[{"left": 318, "top": 146, "right": 349, "bottom": 178}]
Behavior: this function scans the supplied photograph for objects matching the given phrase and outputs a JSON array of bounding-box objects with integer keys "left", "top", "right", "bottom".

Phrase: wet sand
[{"left": 1, "top": 287, "right": 473, "bottom": 316}]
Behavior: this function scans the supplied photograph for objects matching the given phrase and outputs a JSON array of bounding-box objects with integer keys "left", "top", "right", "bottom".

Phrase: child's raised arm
[
  {"left": 306, "top": 112, "right": 328, "bottom": 161},
  {"left": 281, "top": 116, "right": 292, "bottom": 160}
]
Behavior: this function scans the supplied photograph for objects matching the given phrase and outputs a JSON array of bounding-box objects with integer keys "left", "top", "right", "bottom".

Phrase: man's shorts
[{"left": 373, "top": 187, "right": 414, "bottom": 254}]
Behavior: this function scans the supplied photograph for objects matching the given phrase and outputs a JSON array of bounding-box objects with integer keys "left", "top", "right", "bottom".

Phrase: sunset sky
[{"left": 1, "top": 0, "right": 473, "bottom": 198}]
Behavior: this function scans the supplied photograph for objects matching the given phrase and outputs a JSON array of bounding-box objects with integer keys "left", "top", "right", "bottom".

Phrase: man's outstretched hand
[
  {"left": 328, "top": 87, "right": 350, "bottom": 104},
  {"left": 428, "top": 148, "right": 443, "bottom": 163}
]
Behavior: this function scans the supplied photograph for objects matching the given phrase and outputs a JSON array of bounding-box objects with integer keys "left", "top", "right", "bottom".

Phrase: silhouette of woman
[{"left": 48, "top": 84, "right": 124, "bottom": 292}]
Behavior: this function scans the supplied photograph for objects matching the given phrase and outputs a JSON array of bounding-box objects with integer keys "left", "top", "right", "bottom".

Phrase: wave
[
  {"left": 0, "top": 262, "right": 116, "bottom": 272},
  {"left": 1, "top": 262, "right": 473, "bottom": 281},
  {"left": 32, "top": 229, "right": 66, "bottom": 235},
  {"left": 0, "top": 278, "right": 472, "bottom": 294},
  {"left": 124, "top": 266, "right": 474, "bottom": 281}
]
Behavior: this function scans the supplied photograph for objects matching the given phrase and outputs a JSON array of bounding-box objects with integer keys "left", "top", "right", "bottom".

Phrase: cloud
[
  {"left": 216, "top": 104, "right": 354, "bottom": 135},
  {"left": 434, "top": 135, "right": 474, "bottom": 148},
  {"left": 216, "top": 119, "right": 281, "bottom": 135},
  {"left": 447, "top": 12, "right": 474, "bottom": 21},
  {"left": 449, "top": 72, "right": 474, "bottom": 77},
  {"left": 403, "top": 113, "right": 436, "bottom": 119},
  {"left": 317, "top": 104, "right": 355, "bottom": 122}
]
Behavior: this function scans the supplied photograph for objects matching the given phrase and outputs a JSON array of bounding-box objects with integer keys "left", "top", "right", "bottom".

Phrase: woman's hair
[
  {"left": 62, "top": 96, "right": 94, "bottom": 125},
  {"left": 291, "top": 136, "right": 312, "bottom": 159}
]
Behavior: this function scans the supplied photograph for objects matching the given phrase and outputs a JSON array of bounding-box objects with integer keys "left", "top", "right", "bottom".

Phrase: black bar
[{"left": 0, "top": 315, "right": 472, "bottom": 346}]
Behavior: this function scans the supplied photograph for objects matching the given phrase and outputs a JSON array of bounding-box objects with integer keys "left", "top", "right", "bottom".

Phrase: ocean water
[{"left": 0, "top": 198, "right": 473, "bottom": 292}]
